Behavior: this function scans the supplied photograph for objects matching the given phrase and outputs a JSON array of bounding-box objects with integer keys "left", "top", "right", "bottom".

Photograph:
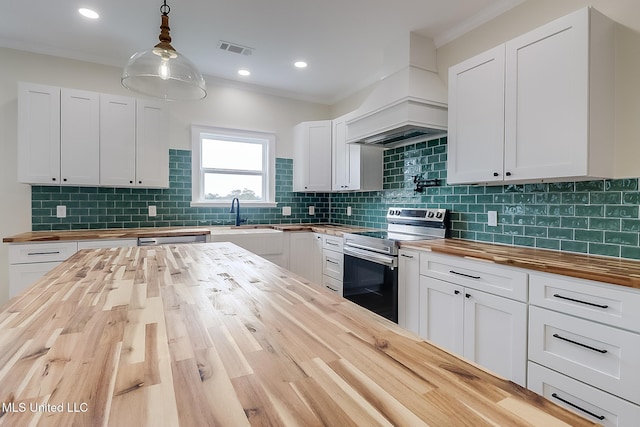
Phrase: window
[{"left": 191, "top": 126, "right": 276, "bottom": 207}]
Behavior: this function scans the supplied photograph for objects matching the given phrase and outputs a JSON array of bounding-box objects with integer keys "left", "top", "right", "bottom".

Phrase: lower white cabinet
[
  {"left": 418, "top": 274, "right": 527, "bottom": 386},
  {"left": 8, "top": 239, "right": 137, "bottom": 298},
  {"left": 288, "top": 232, "right": 323, "bottom": 284},
  {"left": 528, "top": 362, "right": 640, "bottom": 427},
  {"left": 398, "top": 249, "right": 420, "bottom": 335},
  {"left": 321, "top": 234, "right": 343, "bottom": 296}
]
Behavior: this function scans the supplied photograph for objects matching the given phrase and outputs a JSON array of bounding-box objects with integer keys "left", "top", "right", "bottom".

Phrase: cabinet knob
[
  {"left": 493, "top": 172, "right": 499, "bottom": 177},
  {"left": 454, "top": 290, "right": 460, "bottom": 295},
  {"left": 130, "top": 180, "right": 134, "bottom": 184},
  {"left": 465, "top": 293, "right": 471, "bottom": 299},
  {"left": 63, "top": 178, "right": 67, "bottom": 182},
  {"left": 506, "top": 172, "right": 512, "bottom": 177},
  {"left": 138, "top": 181, "right": 142, "bottom": 184},
  {"left": 52, "top": 177, "right": 57, "bottom": 181}
]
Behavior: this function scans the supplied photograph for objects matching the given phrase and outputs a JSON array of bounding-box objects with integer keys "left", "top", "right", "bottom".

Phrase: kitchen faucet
[{"left": 229, "top": 197, "right": 245, "bottom": 226}]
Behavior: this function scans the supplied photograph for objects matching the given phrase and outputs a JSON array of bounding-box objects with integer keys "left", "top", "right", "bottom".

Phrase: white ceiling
[{"left": 1, "top": 0, "right": 524, "bottom": 104}]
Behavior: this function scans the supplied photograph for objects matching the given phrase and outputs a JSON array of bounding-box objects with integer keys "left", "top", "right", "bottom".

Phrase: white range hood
[{"left": 347, "top": 33, "right": 448, "bottom": 146}]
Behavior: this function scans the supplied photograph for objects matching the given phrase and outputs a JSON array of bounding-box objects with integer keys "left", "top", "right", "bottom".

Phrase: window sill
[{"left": 190, "top": 201, "right": 278, "bottom": 208}]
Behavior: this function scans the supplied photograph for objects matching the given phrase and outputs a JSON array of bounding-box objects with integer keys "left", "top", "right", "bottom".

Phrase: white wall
[{"left": 0, "top": 47, "right": 330, "bottom": 305}]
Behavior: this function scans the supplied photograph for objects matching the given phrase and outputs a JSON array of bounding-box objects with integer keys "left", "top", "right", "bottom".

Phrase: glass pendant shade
[{"left": 121, "top": 3, "right": 207, "bottom": 101}]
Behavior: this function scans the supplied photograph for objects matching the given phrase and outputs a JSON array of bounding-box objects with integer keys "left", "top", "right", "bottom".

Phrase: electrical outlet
[
  {"left": 148, "top": 205, "right": 157, "bottom": 217},
  {"left": 282, "top": 206, "right": 291, "bottom": 216},
  {"left": 308, "top": 206, "right": 315, "bottom": 215},
  {"left": 488, "top": 210, "right": 497, "bottom": 227},
  {"left": 56, "top": 205, "right": 66, "bottom": 218},
  {"left": 347, "top": 206, "right": 352, "bottom": 216}
]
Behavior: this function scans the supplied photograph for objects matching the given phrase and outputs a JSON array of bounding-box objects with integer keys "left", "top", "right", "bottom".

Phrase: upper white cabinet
[
  {"left": 448, "top": 7, "right": 615, "bottom": 185},
  {"left": 18, "top": 83, "right": 61, "bottom": 184},
  {"left": 18, "top": 82, "right": 169, "bottom": 188},
  {"left": 332, "top": 113, "right": 383, "bottom": 192},
  {"left": 60, "top": 88, "right": 100, "bottom": 185},
  {"left": 100, "top": 94, "right": 137, "bottom": 186},
  {"left": 293, "top": 120, "right": 332, "bottom": 192},
  {"left": 136, "top": 100, "right": 169, "bottom": 188}
]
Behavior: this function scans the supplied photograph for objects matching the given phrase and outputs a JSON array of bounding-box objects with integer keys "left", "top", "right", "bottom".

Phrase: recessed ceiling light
[
  {"left": 294, "top": 61, "right": 308, "bottom": 69},
  {"left": 238, "top": 69, "right": 251, "bottom": 76},
  {"left": 78, "top": 8, "right": 100, "bottom": 19}
]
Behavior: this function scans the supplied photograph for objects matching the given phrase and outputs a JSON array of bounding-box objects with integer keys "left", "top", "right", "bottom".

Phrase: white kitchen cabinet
[
  {"left": 60, "top": 88, "right": 100, "bottom": 185},
  {"left": 419, "top": 252, "right": 528, "bottom": 386},
  {"left": 447, "top": 46, "right": 505, "bottom": 184},
  {"left": 293, "top": 121, "right": 332, "bottom": 192},
  {"left": 447, "top": 7, "right": 614, "bottom": 184},
  {"left": 288, "top": 232, "right": 323, "bottom": 284},
  {"left": 528, "top": 362, "right": 640, "bottom": 427},
  {"left": 18, "top": 82, "right": 61, "bottom": 184},
  {"left": 100, "top": 94, "right": 137, "bottom": 187},
  {"left": 321, "top": 234, "right": 343, "bottom": 295},
  {"left": 528, "top": 272, "right": 640, "bottom": 417},
  {"left": 418, "top": 275, "right": 527, "bottom": 386},
  {"left": 332, "top": 113, "right": 383, "bottom": 192},
  {"left": 135, "top": 100, "right": 169, "bottom": 188},
  {"left": 398, "top": 249, "right": 420, "bottom": 335}
]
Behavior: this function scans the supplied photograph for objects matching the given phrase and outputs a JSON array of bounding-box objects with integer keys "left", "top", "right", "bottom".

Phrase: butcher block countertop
[
  {"left": 0, "top": 243, "right": 596, "bottom": 426},
  {"left": 2, "top": 223, "right": 371, "bottom": 243},
  {"left": 401, "top": 238, "right": 640, "bottom": 290}
]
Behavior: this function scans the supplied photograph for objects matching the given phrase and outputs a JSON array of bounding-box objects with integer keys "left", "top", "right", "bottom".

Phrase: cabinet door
[
  {"left": 293, "top": 121, "right": 331, "bottom": 191},
  {"left": 288, "top": 232, "right": 322, "bottom": 284},
  {"left": 504, "top": 8, "right": 589, "bottom": 181},
  {"left": 463, "top": 289, "right": 527, "bottom": 386},
  {"left": 9, "top": 262, "right": 62, "bottom": 298},
  {"left": 60, "top": 88, "right": 100, "bottom": 185},
  {"left": 418, "top": 275, "right": 464, "bottom": 355},
  {"left": 447, "top": 45, "right": 505, "bottom": 184},
  {"left": 18, "top": 83, "right": 61, "bottom": 184},
  {"left": 398, "top": 249, "right": 420, "bottom": 335},
  {"left": 136, "top": 100, "right": 169, "bottom": 188},
  {"left": 332, "top": 115, "right": 349, "bottom": 190},
  {"left": 100, "top": 94, "right": 136, "bottom": 186}
]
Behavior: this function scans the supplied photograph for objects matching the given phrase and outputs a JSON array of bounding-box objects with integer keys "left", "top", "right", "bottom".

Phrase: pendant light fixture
[{"left": 122, "top": 1, "right": 207, "bottom": 101}]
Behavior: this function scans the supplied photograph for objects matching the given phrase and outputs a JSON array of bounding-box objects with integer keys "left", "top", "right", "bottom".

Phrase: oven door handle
[{"left": 344, "top": 246, "right": 398, "bottom": 269}]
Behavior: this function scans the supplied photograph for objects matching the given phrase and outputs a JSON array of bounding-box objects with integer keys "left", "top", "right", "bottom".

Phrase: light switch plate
[
  {"left": 347, "top": 206, "right": 352, "bottom": 216},
  {"left": 308, "top": 206, "right": 315, "bottom": 215},
  {"left": 56, "top": 205, "right": 66, "bottom": 218},
  {"left": 282, "top": 206, "right": 291, "bottom": 216},
  {"left": 148, "top": 205, "right": 157, "bottom": 217},
  {"left": 488, "top": 210, "right": 497, "bottom": 227}
]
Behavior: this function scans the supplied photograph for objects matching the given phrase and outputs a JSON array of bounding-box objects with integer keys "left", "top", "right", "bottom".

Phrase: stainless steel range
[{"left": 342, "top": 207, "right": 450, "bottom": 323}]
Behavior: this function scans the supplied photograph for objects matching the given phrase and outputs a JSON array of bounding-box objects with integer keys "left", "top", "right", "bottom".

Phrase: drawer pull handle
[
  {"left": 552, "top": 333, "right": 607, "bottom": 354},
  {"left": 326, "top": 241, "right": 339, "bottom": 246},
  {"left": 27, "top": 251, "right": 61, "bottom": 256},
  {"left": 326, "top": 285, "right": 338, "bottom": 292},
  {"left": 401, "top": 254, "right": 414, "bottom": 259},
  {"left": 552, "top": 294, "right": 609, "bottom": 309},
  {"left": 551, "top": 393, "right": 605, "bottom": 421},
  {"left": 326, "top": 259, "right": 339, "bottom": 265},
  {"left": 449, "top": 270, "right": 481, "bottom": 279}
]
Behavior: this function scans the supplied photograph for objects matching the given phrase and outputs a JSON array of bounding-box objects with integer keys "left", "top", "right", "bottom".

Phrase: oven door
[{"left": 343, "top": 246, "right": 398, "bottom": 323}]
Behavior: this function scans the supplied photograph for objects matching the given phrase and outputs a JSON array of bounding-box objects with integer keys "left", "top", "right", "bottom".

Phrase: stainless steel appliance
[
  {"left": 137, "top": 234, "right": 207, "bottom": 246},
  {"left": 342, "top": 207, "right": 450, "bottom": 322}
]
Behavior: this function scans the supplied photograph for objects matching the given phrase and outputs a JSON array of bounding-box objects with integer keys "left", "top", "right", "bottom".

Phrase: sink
[{"left": 208, "top": 227, "right": 284, "bottom": 256}]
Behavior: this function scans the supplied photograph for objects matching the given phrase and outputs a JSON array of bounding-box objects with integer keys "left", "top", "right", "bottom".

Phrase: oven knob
[
  {"left": 427, "top": 211, "right": 435, "bottom": 218},
  {"left": 396, "top": 210, "right": 402, "bottom": 215},
  {"left": 435, "top": 211, "right": 443, "bottom": 219}
]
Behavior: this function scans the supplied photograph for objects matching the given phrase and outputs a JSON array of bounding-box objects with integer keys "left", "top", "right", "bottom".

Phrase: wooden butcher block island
[{"left": 0, "top": 243, "right": 597, "bottom": 426}]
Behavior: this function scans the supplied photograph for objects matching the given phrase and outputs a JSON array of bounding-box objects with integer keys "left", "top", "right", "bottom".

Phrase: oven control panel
[{"left": 386, "top": 207, "right": 449, "bottom": 222}]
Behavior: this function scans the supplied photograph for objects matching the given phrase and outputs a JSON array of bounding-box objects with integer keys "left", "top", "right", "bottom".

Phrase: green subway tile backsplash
[
  {"left": 31, "top": 151, "right": 329, "bottom": 230},
  {"left": 30, "top": 140, "right": 640, "bottom": 261}
]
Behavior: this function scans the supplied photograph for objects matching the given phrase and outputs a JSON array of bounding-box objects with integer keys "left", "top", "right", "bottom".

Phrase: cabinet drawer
[
  {"left": 322, "top": 275, "right": 343, "bottom": 296},
  {"left": 420, "top": 252, "right": 528, "bottom": 301},
  {"left": 528, "top": 362, "right": 640, "bottom": 427},
  {"left": 530, "top": 273, "right": 640, "bottom": 333},
  {"left": 322, "top": 249, "right": 343, "bottom": 280},
  {"left": 9, "top": 242, "right": 78, "bottom": 264},
  {"left": 529, "top": 306, "right": 640, "bottom": 403},
  {"left": 77, "top": 239, "right": 137, "bottom": 249},
  {"left": 9, "top": 262, "right": 62, "bottom": 298},
  {"left": 322, "top": 234, "right": 343, "bottom": 252}
]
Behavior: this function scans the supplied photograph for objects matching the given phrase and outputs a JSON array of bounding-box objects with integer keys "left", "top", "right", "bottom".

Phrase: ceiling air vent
[{"left": 218, "top": 41, "right": 254, "bottom": 56}]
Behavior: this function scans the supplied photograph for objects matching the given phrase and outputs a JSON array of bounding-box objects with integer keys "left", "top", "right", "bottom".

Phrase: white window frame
[{"left": 191, "top": 125, "right": 277, "bottom": 207}]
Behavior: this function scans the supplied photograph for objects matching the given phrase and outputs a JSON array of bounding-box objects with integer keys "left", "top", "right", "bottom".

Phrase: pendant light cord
[{"left": 160, "top": 0, "right": 170, "bottom": 16}]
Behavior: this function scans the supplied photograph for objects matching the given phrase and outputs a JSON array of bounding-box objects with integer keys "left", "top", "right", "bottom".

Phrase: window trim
[{"left": 191, "top": 125, "right": 277, "bottom": 207}]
